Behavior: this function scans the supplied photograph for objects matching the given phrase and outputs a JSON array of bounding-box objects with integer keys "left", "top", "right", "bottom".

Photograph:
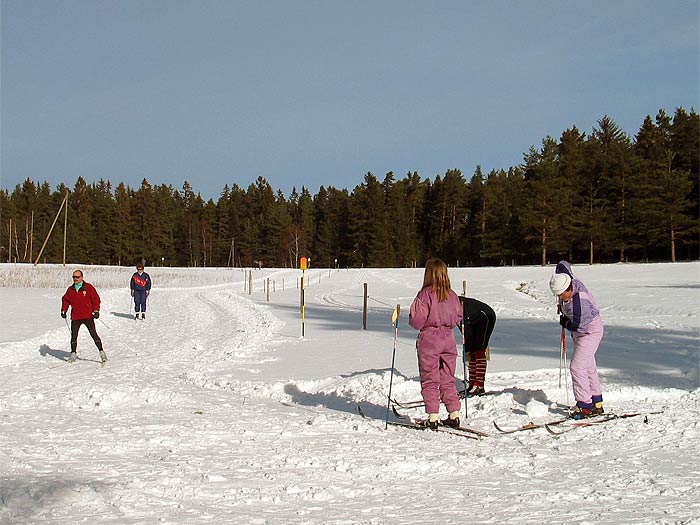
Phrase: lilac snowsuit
[
  {"left": 409, "top": 286, "right": 463, "bottom": 414},
  {"left": 556, "top": 261, "right": 604, "bottom": 408}
]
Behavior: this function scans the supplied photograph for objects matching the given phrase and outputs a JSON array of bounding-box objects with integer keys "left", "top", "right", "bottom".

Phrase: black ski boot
[
  {"left": 441, "top": 415, "right": 460, "bottom": 429},
  {"left": 467, "top": 384, "right": 485, "bottom": 397}
]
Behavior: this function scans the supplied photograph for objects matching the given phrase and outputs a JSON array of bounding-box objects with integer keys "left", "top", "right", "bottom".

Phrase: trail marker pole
[
  {"left": 300, "top": 257, "right": 307, "bottom": 337},
  {"left": 362, "top": 283, "right": 368, "bottom": 329}
]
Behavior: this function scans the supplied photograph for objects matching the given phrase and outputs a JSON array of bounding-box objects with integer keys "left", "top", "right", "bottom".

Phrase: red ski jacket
[{"left": 61, "top": 282, "right": 101, "bottom": 321}]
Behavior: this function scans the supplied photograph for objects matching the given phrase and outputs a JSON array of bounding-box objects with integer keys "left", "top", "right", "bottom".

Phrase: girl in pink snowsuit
[
  {"left": 409, "top": 259, "right": 463, "bottom": 429},
  {"left": 550, "top": 260, "right": 604, "bottom": 419}
]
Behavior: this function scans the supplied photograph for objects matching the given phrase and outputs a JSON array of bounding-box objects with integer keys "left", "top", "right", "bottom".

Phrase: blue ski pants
[{"left": 134, "top": 290, "right": 148, "bottom": 313}]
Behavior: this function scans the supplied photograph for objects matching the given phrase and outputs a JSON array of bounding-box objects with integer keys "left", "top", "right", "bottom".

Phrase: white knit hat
[{"left": 549, "top": 273, "right": 572, "bottom": 295}]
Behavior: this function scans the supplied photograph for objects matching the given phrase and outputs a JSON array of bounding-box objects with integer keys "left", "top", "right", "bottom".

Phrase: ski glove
[
  {"left": 131, "top": 290, "right": 134, "bottom": 297},
  {"left": 145, "top": 290, "right": 150, "bottom": 296},
  {"left": 559, "top": 315, "right": 570, "bottom": 328},
  {"left": 61, "top": 312, "right": 67, "bottom": 319},
  {"left": 92, "top": 311, "right": 100, "bottom": 319}
]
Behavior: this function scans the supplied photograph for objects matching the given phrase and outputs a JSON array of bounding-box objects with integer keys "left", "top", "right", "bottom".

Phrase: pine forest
[{"left": 1, "top": 108, "right": 698, "bottom": 268}]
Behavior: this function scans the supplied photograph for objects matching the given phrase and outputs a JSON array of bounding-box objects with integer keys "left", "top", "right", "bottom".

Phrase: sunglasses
[{"left": 72, "top": 276, "right": 82, "bottom": 280}]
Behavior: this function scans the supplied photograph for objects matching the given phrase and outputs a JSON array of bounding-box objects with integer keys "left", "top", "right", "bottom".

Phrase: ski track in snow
[{"left": 0, "top": 263, "right": 699, "bottom": 524}]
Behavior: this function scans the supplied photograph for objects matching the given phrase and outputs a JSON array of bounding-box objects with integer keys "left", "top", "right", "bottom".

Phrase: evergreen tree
[
  {"left": 133, "top": 179, "right": 160, "bottom": 265},
  {"left": 154, "top": 184, "right": 179, "bottom": 267},
  {"left": 287, "top": 186, "right": 315, "bottom": 266},
  {"left": 314, "top": 186, "right": 350, "bottom": 268},
  {"left": 631, "top": 115, "right": 668, "bottom": 260},
  {"left": 558, "top": 126, "right": 588, "bottom": 260},
  {"left": 389, "top": 174, "right": 421, "bottom": 267},
  {"left": 114, "top": 183, "right": 133, "bottom": 266},
  {"left": 1, "top": 189, "right": 17, "bottom": 262},
  {"left": 590, "top": 116, "right": 635, "bottom": 262},
  {"left": 463, "top": 166, "right": 485, "bottom": 266},
  {"left": 68, "top": 177, "right": 95, "bottom": 263},
  {"left": 670, "top": 107, "right": 700, "bottom": 258},
  {"left": 347, "top": 173, "right": 388, "bottom": 267},
  {"left": 401, "top": 172, "right": 429, "bottom": 267},
  {"left": 91, "top": 179, "right": 116, "bottom": 264},
  {"left": 246, "top": 177, "right": 276, "bottom": 266},
  {"left": 8, "top": 179, "right": 39, "bottom": 262},
  {"left": 520, "top": 138, "right": 567, "bottom": 265},
  {"left": 480, "top": 168, "right": 525, "bottom": 265}
]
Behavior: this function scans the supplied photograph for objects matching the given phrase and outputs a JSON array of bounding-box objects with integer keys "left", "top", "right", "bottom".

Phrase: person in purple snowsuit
[
  {"left": 409, "top": 258, "right": 463, "bottom": 429},
  {"left": 549, "top": 260, "right": 604, "bottom": 419}
]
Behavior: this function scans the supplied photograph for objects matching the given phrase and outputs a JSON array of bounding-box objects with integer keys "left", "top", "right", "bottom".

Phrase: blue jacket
[{"left": 130, "top": 271, "right": 152, "bottom": 292}]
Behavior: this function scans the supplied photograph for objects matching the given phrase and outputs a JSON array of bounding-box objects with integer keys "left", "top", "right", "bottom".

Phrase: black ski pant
[{"left": 70, "top": 318, "right": 103, "bottom": 353}]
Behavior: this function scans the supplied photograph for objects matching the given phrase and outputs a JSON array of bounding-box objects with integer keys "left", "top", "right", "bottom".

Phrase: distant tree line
[{"left": 1, "top": 108, "right": 698, "bottom": 268}]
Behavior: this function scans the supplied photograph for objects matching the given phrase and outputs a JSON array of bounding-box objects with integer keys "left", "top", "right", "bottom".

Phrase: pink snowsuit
[
  {"left": 409, "top": 286, "right": 463, "bottom": 414},
  {"left": 556, "top": 261, "right": 604, "bottom": 408}
]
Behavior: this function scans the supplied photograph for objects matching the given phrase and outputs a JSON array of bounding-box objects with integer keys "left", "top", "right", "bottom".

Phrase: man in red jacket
[{"left": 61, "top": 270, "right": 107, "bottom": 364}]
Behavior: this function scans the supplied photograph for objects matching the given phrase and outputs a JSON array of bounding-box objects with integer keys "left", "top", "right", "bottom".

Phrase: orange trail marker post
[{"left": 300, "top": 257, "right": 307, "bottom": 337}]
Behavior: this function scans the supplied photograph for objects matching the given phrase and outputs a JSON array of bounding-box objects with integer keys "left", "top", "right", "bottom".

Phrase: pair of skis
[
  {"left": 50, "top": 355, "right": 107, "bottom": 369},
  {"left": 389, "top": 404, "right": 490, "bottom": 439},
  {"left": 493, "top": 411, "right": 663, "bottom": 435},
  {"left": 386, "top": 419, "right": 485, "bottom": 440},
  {"left": 359, "top": 402, "right": 487, "bottom": 439}
]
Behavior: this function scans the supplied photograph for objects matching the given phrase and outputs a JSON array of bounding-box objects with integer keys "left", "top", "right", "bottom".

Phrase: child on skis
[
  {"left": 549, "top": 260, "right": 604, "bottom": 419},
  {"left": 459, "top": 297, "right": 496, "bottom": 397},
  {"left": 409, "top": 258, "right": 463, "bottom": 430}
]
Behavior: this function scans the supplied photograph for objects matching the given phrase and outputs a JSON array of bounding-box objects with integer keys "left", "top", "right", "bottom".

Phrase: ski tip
[
  {"left": 544, "top": 423, "right": 563, "bottom": 435},
  {"left": 492, "top": 421, "right": 507, "bottom": 432}
]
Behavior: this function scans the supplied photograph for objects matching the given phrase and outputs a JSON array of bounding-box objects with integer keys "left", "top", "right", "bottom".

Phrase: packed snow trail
[{"left": 1, "top": 263, "right": 699, "bottom": 524}]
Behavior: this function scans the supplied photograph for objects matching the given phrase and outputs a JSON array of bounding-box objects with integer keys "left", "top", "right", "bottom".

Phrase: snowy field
[{"left": 0, "top": 262, "right": 698, "bottom": 524}]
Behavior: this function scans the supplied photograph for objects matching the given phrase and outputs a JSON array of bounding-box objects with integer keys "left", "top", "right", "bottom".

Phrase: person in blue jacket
[{"left": 130, "top": 263, "right": 152, "bottom": 320}]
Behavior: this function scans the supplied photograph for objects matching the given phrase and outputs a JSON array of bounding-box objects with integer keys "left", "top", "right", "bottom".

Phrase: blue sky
[{"left": 1, "top": 1, "right": 698, "bottom": 199}]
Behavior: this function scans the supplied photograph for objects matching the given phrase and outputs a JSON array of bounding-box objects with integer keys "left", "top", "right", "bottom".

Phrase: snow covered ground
[{"left": 0, "top": 262, "right": 698, "bottom": 524}]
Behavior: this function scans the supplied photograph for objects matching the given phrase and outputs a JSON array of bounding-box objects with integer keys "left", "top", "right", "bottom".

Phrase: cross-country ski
[{"left": 544, "top": 411, "right": 664, "bottom": 435}]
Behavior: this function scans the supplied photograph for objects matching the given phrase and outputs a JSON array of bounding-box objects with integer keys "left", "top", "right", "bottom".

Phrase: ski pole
[
  {"left": 562, "top": 328, "right": 570, "bottom": 408},
  {"left": 556, "top": 300, "right": 564, "bottom": 389},
  {"left": 98, "top": 317, "right": 112, "bottom": 330},
  {"left": 385, "top": 304, "right": 400, "bottom": 430},
  {"left": 559, "top": 326, "right": 564, "bottom": 389},
  {"left": 461, "top": 319, "right": 468, "bottom": 420},
  {"left": 64, "top": 316, "right": 71, "bottom": 334}
]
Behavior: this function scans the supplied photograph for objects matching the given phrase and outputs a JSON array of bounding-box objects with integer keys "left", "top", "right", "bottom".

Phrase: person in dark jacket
[
  {"left": 459, "top": 297, "right": 496, "bottom": 397},
  {"left": 130, "top": 263, "right": 152, "bottom": 320},
  {"left": 61, "top": 269, "right": 107, "bottom": 364}
]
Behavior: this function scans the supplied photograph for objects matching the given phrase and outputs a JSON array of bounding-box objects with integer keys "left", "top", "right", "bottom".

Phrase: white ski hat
[{"left": 549, "top": 273, "right": 572, "bottom": 295}]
